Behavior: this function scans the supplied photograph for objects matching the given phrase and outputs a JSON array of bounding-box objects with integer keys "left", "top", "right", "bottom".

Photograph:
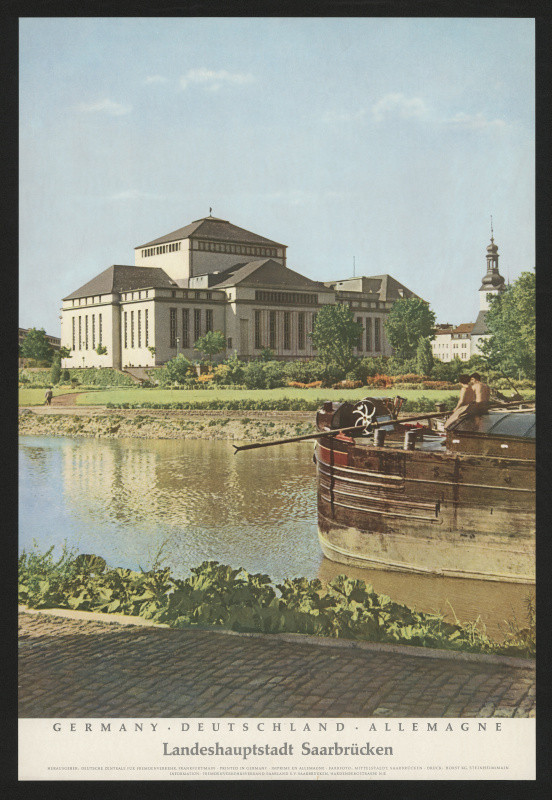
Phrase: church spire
[{"left": 479, "top": 219, "right": 506, "bottom": 311}]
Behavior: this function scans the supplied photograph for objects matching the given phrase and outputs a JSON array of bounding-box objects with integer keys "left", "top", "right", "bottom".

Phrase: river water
[{"left": 19, "top": 435, "right": 533, "bottom": 637}]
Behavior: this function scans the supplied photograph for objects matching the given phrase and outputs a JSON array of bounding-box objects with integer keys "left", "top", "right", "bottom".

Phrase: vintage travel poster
[{"left": 18, "top": 16, "right": 536, "bottom": 781}]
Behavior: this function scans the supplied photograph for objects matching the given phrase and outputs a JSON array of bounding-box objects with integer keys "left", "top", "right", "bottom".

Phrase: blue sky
[{"left": 19, "top": 17, "right": 535, "bottom": 335}]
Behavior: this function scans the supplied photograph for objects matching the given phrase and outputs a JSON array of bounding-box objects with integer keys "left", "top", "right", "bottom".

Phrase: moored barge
[{"left": 314, "top": 398, "right": 535, "bottom": 584}]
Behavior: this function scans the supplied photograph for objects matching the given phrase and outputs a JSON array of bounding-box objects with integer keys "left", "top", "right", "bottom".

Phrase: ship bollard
[
  {"left": 404, "top": 429, "right": 418, "bottom": 450},
  {"left": 374, "top": 429, "right": 386, "bottom": 447}
]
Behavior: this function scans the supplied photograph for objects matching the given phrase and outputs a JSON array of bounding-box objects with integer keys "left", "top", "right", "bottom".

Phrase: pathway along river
[{"left": 19, "top": 435, "right": 533, "bottom": 638}]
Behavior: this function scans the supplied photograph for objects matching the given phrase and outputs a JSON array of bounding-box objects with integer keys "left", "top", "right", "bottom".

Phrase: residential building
[{"left": 432, "top": 229, "right": 506, "bottom": 363}]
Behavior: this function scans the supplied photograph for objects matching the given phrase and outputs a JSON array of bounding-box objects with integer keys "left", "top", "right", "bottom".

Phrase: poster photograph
[{"left": 17, "top": 13, "right": 537, "bottom": 784}]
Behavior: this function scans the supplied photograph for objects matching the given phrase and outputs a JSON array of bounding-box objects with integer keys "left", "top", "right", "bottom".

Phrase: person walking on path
[{"left": 44, "top": 387, "right": 53, "bottom": 406}]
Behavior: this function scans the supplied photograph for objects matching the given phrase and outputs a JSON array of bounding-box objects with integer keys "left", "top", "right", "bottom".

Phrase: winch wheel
[{"left": 353, "top": 399, "right": 377, "bottom": 435}]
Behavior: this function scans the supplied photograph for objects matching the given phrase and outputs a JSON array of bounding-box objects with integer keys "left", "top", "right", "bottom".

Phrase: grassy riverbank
[
  {"left": 19, "top": 408, "right": 315, "bottom": 441},
  {"left": 18, "top": 546, "right": 535, "bottom": 658}
]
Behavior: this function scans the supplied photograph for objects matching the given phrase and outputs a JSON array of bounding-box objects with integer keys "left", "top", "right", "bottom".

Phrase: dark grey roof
[
  {"left": 325, "top": 274, "right": 419, "bottom": 302},
  {"left": 207, "top": 259, "right": 330, "bottom": 291},
  {"left": 63, "top": 265, "right": 176, "bottom": 300},
  {"left": 136, "top": 216, "right": 286, "bottom": 249},
  {"left": 471, "top": 310, "right": 489, "bottom": 335},
  {"left": 452, "top": 410, "right": 535, "bottom": 439}
]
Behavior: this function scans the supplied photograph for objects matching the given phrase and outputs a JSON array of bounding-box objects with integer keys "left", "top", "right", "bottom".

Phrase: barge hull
[{"left": 315, "top": 432, "right": 535, "bottom": 584}]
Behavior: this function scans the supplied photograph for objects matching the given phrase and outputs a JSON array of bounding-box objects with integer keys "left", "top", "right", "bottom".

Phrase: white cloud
[
  {"left": 371, "top": 93, "right": 428, "bottom": 123},
  {"left": 180, "top": 68, "right": 255, "bottom": 91},
  {"left": 144, "top": 75, "right": 168, "bottom": 85},
  {"left": 77, "top": 98, "right": 131, "bottom": 116},
  {"left": 444, "top": 112, "right": 507, "bottom": 131}
]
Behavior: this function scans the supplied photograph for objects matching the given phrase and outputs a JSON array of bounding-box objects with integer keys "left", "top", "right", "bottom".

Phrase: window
[
  {"left": 124, "top": 313, "right": 128, "bottom": 348},
  {"left": 269, "top": 311, "right": 276, "bottom": 349},
  {"left": 283, "top": 312, "right": 291, "bottom": 350},
  {"left": 182, "top": 309, "right": 189, "bottom": 348},
  {"left": 374, "top": 318, "right": 381, "bottom": 351},
  {"left": 255, "top": 290, "right": 317, "bottom": 306},
  {"left": 72, "top": 318, "right": 76, "bottom": 350},
  {"left": 356, "top": 317, "right": 363, "bottom": 350},
  {"left": 92, "top": 315, "right": 96, "bottom": 350},
  {"left": 254, "top": 310, "right": 262, "bottom": 349},
  {"left": 227, "top": 337, "right": 232, "bottom": 349},
  {"left": 145, "top": 310, "right": 149, "bottom": 347},
  {"left": 365, "top": 318, "right": 372, "bottom": 351},
  {"left": 169, "top": 308, "right": 177, "bottom": 348},
  {"left": 194, "top": 309, "right": 201, "bottom": 343},
  {"left": 298, "top": 312, "right": 305, "bottom": 349},
  {"left": 130, "top": 311, "right": 134, "bottom": 348},
  {"left": 85, "top": 316, "right": 89, "bottom": 349},
  {"left": 99, "top": 314, "right": 102, "bottom": 346},
  {"left": 205, "top": 309, "right": 213, "bottom": 333},
  {"left": 137, "top": 310, "right": 141, "bottom": 348}
]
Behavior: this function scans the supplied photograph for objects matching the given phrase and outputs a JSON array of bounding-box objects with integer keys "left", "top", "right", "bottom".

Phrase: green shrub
[
  {"left": 261, "top": 361, "right": 286, "bottom": 389},
  {"left": 18, "top": 548, "right": 535, "bottom": 658},
  {"left": 65, "top": 368, "right": 135, "bottom": 387},
  {"left": 243, "top": 361, "right": 266, "bottom": 389},
  {"left": 157, "top": 355, "right": 196, "bottom": 386},
  {"left": 50, "top": 357, "right": 61, "bottom": 385}
]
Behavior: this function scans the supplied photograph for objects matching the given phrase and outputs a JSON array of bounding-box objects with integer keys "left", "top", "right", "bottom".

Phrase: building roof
[
  {"left": 448, "top": 409, "right": 535, "bottom": 438},
  {"left": 136, "top": 216, "right": 286, "bottom": 249},
  {"left": 452, "top": 323, "right": 475, "bottom": 334},
  {"left": 206, "top": 259, "right": 330, "bottom": 291},
  {"left": 325, "top": 274, "right": 419, "bottom": 302},
  {"left": 471, "top": 310, "right": 490, "bottom": 335},
  {"left": 63, "top": 265, "right": 176, "bottom": 300}
]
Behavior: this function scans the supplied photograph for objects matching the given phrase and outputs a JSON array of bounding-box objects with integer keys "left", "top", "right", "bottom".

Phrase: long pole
[{"left": 232, "top": 399, "right": 533, "bottom": 453}]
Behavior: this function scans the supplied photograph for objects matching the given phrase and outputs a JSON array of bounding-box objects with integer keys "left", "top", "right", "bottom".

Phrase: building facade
[
  {"left": 431, "top": 231, "right": 506, "bottom": 364},
  {"left": 60, "top": 215, "right": 422, "bottom": 369}
]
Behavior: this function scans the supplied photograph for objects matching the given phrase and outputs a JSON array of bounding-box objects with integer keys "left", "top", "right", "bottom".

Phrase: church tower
[{"left": 479, "top": 218, "right": 506, "bottom": 311}]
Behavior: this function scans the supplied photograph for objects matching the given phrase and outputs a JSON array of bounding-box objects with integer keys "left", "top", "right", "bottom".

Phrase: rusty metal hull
[{"left": 315, "top": 435, "right": 535, "bottom": 584}]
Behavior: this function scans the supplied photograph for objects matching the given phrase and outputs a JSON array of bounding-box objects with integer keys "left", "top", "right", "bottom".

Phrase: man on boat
[
  {"left": 469, "top": 372, "right": 492, "bottom": 414},
  {"left": 444, "top": 373, "right": 492, "bottom": 429},
  {"left": 453, "top": 374, "right": 475, "bottom": 411},
  {"left": 443, "top": 375, "right": 476, "bottom": 429}
]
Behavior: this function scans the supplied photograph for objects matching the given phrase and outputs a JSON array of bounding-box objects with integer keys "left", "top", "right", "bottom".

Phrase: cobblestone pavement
[{"left": 19, "top": 611, "right": 535, "bottom": 718}]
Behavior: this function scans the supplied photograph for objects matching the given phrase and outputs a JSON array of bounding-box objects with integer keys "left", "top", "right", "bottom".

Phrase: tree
[
  {"left": 477, "top": 271, "right": 535, "bottom": 380},
  {"left": 19, "top": 328, "right": 54, "bottom": 363},
  {"left": 95, "top": 344, "right": 108, "bottom": 355},
  {"left": 59, "top": 346, "right": 71, "bottom": 360},
  {"left": 384, "top": 298, "right": 436, "bottom": 359},
  {"left": 416, "top": 337, "right": 434, "bottom": 376},
  {"left": 194, "top": 330, "right": 226, "bottom": 362},
  {"left": 50, "top": 353, "right": 61, "bottom": 384},
  {"left": 162, "top": 354, "right": 195, "bottom": 385},
  {"left": 309, "top": 304, "right": 363, "bottom": 373}
]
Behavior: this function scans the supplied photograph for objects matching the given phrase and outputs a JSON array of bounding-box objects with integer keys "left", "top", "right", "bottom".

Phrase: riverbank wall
[{"left": 19, "top": 407, "right": 315, "bottom": 441}]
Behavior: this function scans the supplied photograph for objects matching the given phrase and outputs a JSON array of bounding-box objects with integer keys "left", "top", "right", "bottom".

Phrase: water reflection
[
  {"left": 19, "top": 436, "right": 320, "bottom": 581},
  {"left": 19, "top": 435, "right": 533, "bottom": 637},
  {"left": 318, "top": 558, "right": 533, "bottom": 638}
]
